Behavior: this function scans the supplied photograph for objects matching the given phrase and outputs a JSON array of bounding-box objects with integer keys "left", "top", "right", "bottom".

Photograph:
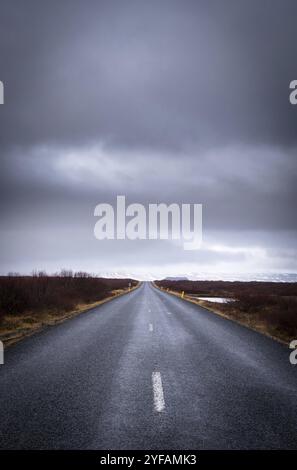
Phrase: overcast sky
[{"left": 0, "top": 0, "right": 296, "bottom": 279}]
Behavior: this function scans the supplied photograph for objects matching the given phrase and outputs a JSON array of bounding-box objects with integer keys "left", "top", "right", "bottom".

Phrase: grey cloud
[
  {"left": 0, "top": 1, "right": 297, "bottom": 277},
  {"left": 0, "top": 0, "right": 297, "bottom": 150},
  {"left": 0, "top": 143, "right": 296, "bottom": 230}
]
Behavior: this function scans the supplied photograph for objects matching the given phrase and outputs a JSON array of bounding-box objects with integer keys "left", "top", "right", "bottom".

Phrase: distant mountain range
[{"left": 164, "top": 276, "right": 189, "bottom": 281}]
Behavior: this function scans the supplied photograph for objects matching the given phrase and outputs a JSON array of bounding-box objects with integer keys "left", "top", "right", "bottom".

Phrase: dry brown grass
[
  {"left": 155, "top": 280, "right": 297, "bottom": 344},
  {"left": 0, "top": 273, "right": 139, "bottom": 346}
]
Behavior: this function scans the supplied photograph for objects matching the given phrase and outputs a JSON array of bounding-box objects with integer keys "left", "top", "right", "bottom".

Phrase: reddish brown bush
[
  {"left": 0, "top": 272, "right": 137, "bottom": 318},
  {"left": 155, "top": 279, "right": 297, "bottom": 298},
  {"left": 156, "top": 279, "right": 297, "bottom": 338}
]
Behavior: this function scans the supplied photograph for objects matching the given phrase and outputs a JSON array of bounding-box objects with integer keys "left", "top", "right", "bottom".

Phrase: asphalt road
[{"left": 0, "top": 282, "right": 296, "bottom": 449}]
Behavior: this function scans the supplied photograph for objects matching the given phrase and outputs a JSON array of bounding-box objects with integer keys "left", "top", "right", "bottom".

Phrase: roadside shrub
[
  {"left": 156, "top": 279, "right": 297, "bottom": 339},
  {"left": 0, "top": 272, "right": 137, "bottom": 318}
]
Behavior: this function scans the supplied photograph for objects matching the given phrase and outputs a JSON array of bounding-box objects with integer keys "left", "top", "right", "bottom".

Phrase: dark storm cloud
[
  {"left": 0, "top": 0, "right": 297, "bottom": 276},
  {"left": 0, "top": 0, "right": 297, "bottom": 150}
]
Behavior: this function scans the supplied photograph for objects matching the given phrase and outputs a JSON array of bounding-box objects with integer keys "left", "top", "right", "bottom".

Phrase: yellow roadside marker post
[{"left": 181, "top": 291, "right": 184, "bottom": 298}]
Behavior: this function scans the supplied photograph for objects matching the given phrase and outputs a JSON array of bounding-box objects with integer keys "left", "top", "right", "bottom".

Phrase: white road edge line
[
  {"left": 149, "top": 323, "right": 154, "bottom": 332},
  {"left": 152, "top": 372, "right": 165, "bottom": 412}
]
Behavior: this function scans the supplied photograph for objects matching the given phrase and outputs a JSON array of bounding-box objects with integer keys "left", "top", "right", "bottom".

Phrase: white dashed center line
[
  {"left": 149, "top": 323, "right": 154, "bottom": 332},
  {"left": 152, "top": 372, "right": 165, "bottom": 412}
]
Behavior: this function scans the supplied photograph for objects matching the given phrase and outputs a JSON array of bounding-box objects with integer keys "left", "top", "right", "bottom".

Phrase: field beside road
[
  {"left": 0, "top": 272, "right": 138, "bottom": 345},
  {"left": 155, "top": 280, "right": 297, "bottom": 344}
]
